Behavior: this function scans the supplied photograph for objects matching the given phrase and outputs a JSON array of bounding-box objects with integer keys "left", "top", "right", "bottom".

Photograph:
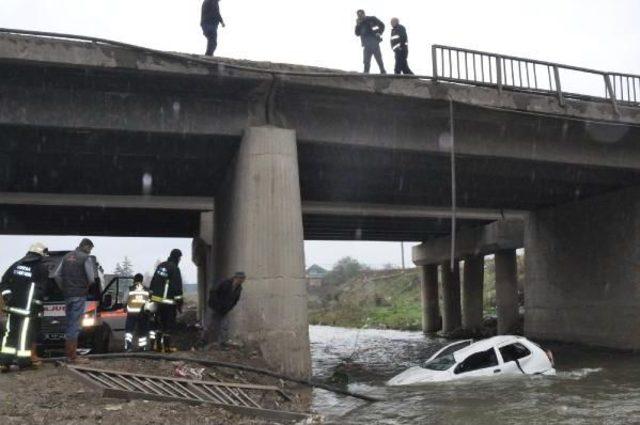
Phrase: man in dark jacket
[
  {"left": 390, "top": 18, "right": 413, "bottom": 75},
  {"left": 0, "top": 243, "right": 49, "bottom": 371},
  {"left": 201, "top": 0, "right": 225, "bottom": 56},
  {"left": 149, "top": 249, "right": 183, "bottom": 352},
  {"left": 54, "top": 238, "right": 95, "bottom": 364},
  {"left": 355, "top": 9, "right": 386, "bottom": 74},
  {"left": 207, "top": 272, "right": 245, "bottom": 343},
  {"left": 209, "top": 272, "right": 246, "bottom": 317}
]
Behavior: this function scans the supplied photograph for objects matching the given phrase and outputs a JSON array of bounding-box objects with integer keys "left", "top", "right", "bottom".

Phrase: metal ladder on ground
[{"left": 64, "top": 364, "right": 309, "bottom": 422}]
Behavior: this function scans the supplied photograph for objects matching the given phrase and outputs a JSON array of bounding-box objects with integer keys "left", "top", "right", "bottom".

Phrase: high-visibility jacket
[
  {"left": 391, "top": 24, "right": 409, "bottom": 51},
  {"left": 126, "top": 282, "right": 150, "bottom": 314},
  {"left": 149, "top": 260, "right": 183, "bottom": 305},
  {"left": 0, "top": 253, "right": 48, "bottom": 317}
]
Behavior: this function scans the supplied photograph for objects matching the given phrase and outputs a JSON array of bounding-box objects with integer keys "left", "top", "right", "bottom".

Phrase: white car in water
[{"left": 387, "top": 335, "right": 556, "bottom": 386}]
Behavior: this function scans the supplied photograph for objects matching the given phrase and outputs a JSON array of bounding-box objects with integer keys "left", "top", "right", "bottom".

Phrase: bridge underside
[{"left": 2, "top": 123, "right": 640, "bottom": 241}]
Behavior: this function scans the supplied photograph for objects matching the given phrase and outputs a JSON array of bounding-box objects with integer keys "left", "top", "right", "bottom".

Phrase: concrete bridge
[{"left": 2, "top": 31, "right": 640, "bottom": 377}]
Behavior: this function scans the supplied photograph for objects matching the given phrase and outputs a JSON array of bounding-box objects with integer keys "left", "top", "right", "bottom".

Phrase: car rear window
[
  {"left": 454, "top": 348, "right": 499, "bottom": 374},
  {"left": 499, "top": 343, "right": 531, "bottom": 362}
]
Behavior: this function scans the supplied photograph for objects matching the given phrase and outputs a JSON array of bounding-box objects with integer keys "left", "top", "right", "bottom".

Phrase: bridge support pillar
[
  {"left": 495, "top": 249, "right": 519, "bottom": 334},
  {"left": 420, "top": 265, "right": 440, "bottom": 333},
  {"left": 462, "top": 255, "right": 484, "bottom": 332},
  {"left": 525, "top": 187, "right": 640, "bottom": 349},
  {"left": 192, "top": 211, "right": 215, "bottom": 327},
  {"left": 441, "top": 261, "right": 461, "bottom": 333},
  {"left": 213, "top": 126, "right": 311, "bottom": 378}
]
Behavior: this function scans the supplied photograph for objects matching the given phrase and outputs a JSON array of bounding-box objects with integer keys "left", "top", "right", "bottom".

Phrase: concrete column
[
  {"left": 462, "top": 255, "right": 484, "bottom": 332},
  {"left": 495, "top": 249, "right": 519, "bottom": 334},
  {"left": 192, "top": 211, "right": 215, "bottom": 327},
  {"left": 441, "top": 261, "right": 461, "bottom": 333},
  {"left": 214, "top": 126, "right": 311, "bottom": 378},
  {"left": 420, "top": 265, "right": 440, "bottom": 333}
]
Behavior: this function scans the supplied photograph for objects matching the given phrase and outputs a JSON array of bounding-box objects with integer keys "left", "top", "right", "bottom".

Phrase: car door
[
  {"left": 100, "top": 277, "right": 131, "bottom": 342},
  {"left": 497, "top": 342, "right": 533, "bottom": 375},
  {"left": 453, "top": 347, "right": 502, "bottom": 379}
]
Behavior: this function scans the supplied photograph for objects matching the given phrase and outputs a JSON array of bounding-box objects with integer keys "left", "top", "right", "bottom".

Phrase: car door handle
[{"left": 493, "top": 369, "right": 501, "bottom": 373}]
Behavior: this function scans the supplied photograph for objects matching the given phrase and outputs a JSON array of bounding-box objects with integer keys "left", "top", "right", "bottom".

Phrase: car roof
[{"left": 452, "top": 335, "right": 527, "bottom": 362}]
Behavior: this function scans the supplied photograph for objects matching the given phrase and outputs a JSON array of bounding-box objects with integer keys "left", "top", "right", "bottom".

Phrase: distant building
[{"left": 306, "top": 264, "right": 328, "bottom": 287}]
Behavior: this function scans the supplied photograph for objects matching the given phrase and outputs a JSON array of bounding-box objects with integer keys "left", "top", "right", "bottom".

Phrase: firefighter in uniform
[
  {"left": 390, "top": 18, "right": 413, "bottom": 75},
  {"left": 124, "top": 273, "right": 151, "bottom": 352},
  {"left": 149, "top": 249, "right": 183, "bottom": 352},
  {"left": 0, "top": 243, "right": 49, "bottom": 371}
]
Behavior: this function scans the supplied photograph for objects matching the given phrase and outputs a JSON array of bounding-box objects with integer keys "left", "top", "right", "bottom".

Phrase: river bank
[{"left": 308, "top": 259, "right": 524, "bottom": 332}]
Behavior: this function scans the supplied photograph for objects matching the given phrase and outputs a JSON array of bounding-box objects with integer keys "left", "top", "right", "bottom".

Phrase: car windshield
[{"left": 424, "top": 354, "right": 456, "bottom": 371}]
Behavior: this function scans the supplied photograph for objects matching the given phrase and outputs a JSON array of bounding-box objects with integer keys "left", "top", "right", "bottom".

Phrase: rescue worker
[
  {"left": 54, "top": 238, "right": 96, "bottom": 364},
  {"left": 207, "top": 272, "right": 246, "bottom": 343},
  {"left": 355, "top": 9, "right": 386, "bottom": 74},
  {"left": 390, "top": 18, "right": 413, "bottom": 75},
  {"left": 124, "top": 273, "right": 150, "bottom": 352},
  {"left": 201, "top": 0, "right": 225, "bottom": 56},
  {"left": 0, "top": 243, "right": 49, "bottom": 372},
  {"left": 149, "top": 249, "right": 184, "bottom": 352}
]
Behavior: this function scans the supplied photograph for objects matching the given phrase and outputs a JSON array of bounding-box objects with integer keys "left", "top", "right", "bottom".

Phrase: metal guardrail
[{"left": 432, "top": 45, "right": 640, "bottom": 111}]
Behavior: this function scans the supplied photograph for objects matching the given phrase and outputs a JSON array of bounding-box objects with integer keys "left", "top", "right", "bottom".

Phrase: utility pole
[{"left": 401, "top": 241, "right": 406, "bottom": 270}]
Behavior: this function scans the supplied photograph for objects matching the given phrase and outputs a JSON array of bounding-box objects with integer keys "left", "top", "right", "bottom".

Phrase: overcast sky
[{"left": 1, "top": 0, "right": 639, "bottom": 282}]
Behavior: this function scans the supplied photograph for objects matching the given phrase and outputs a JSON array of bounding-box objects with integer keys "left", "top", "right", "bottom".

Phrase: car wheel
[{"left": 92, "top": 324, "right": 111, "bottom": 354}]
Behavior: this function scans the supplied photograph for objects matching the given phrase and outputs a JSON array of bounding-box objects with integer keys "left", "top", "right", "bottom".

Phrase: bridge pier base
[
  {"left": 462, "top": 255, "right": 484, "bottom": 332},
  {"left": 441, "top": 261, "right": 462, "bottom": 333},
  {"left": 526, "top": 187, "right": 640, "bottom": 350},
  {"left": 213, "top": 126, "right": 311, "bottom": 378},
  {"left": 495, "top": 249, "right": 519, "bottom": 334},
  {"left": 420, "top": 265, "right": 440, "bottom": 333}
]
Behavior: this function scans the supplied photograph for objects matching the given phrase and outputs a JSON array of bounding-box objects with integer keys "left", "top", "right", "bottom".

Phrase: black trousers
[
  {"left": 124, "top": 312, "right": 149, "bottom": 350},
  {"left": 203, "top": 23, "right": 219, "bottom": 56},
  {"left": 394, "top": 47, "right": 413, "bottom": 75},
  {"left": 156, "top": 304, "right": 177, "bottom": 349},
  {"left": 363, "top": 44, "right": 386, "bottom": 74},
  {"left": 0, "top": 313, "right": 39, "bottom": 365}
]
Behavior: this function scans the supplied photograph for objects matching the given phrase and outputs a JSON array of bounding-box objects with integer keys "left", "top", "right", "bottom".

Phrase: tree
[
  {"left": 113, "top": 256, "right": 134, "bottom": 277},
  {"left": 324, "top": 257, "right": 368, "bottom": 286}
]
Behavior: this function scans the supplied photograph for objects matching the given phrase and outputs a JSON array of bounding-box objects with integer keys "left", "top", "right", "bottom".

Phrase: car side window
[
  {"left": 499, "top": 343, "right": 532, "bottom": 363},
  {"left": 454, "top": 348, "right": 499, "bottom": 374}
]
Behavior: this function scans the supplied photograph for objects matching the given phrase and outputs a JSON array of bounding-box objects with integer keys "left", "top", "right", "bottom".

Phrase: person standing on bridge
[
  {"left": 0, "top": 243, "right": 49, "bottom": 372},
  {"left": 390, "top": 18, "right": 413, "bottom": 75},
  {"left": 54, "top": 238, "right": 96, "bottom": 364},
  {"left": 355, "top": 9, "right": 387, "bottom": 74},
  {"left": 201, "top": 0, "right": 226, "bottom": 56},
  {"left": 149, "top": 249, "right": 184, "bottom": 352}
]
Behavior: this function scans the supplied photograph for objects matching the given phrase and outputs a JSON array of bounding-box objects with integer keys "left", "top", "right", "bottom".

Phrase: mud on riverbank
[{"left": 0, "top": 347, "right": 316, "bottom": 425}]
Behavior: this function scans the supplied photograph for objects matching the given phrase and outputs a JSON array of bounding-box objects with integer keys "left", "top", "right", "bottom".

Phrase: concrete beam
[
  {"left": 302, "top": 202, "right": 527, "bottom": 221},
  {"left": 2, "top": 33, "right": 640, "bottom": 126},
  {"left": 413, "top": 220, "right": 525, "bottom": 266},
  {"left": 0, "top": 192, "right": 215, "bottom": 211}
]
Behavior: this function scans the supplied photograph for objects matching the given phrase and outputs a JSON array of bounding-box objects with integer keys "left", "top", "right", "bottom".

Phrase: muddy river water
[{"left": 309, "top": 326, "right": 640, "bottom": 425}]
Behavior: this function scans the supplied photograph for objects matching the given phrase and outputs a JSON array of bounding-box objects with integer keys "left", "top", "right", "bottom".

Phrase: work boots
[
  {"left": 65, "top": 340, "right": 89, "bottom": 364},
  {"left": 30, "top": 342, "right": 43, "bottom": 368}
]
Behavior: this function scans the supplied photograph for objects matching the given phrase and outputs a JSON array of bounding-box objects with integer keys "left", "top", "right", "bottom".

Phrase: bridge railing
[{"left": 432, "top": 45, "right": 640, "bottom": 110}]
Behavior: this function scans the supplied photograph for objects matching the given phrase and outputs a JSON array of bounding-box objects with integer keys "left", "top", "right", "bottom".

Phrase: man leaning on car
[{"left": 54, "top": 238, "right": 96, "bottom": 364}]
